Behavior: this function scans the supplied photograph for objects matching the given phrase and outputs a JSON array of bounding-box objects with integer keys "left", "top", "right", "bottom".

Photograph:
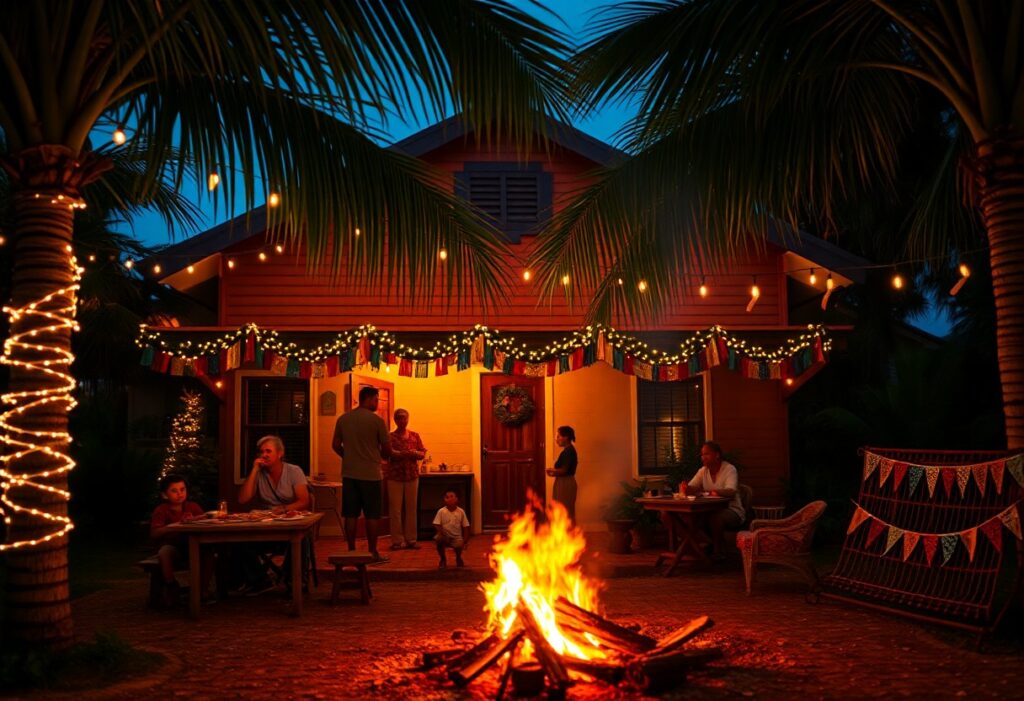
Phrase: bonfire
[{"left": 423, "top": 493, "right": 719, "bottom": 697}]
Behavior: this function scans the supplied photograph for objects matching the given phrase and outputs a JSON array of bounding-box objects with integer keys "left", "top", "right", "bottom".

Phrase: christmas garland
[
  {"left": 493, "top": 385, "right": 535, "bottom": 426},
  {"left": 136, "top": 323, "right": 830, "bottom": 383}
]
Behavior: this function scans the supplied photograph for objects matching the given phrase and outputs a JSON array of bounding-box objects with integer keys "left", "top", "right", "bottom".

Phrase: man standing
[{"left": 332, "top": 386, "right": 392, "bottom": 563}]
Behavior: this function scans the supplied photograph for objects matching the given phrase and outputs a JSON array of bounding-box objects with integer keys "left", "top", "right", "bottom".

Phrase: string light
[
  {"left": 354, "top": 228, "right": 361, "bottom": 238},
  {"left": 617, "top": 278, "right": 624, "bottom": 286},
  {"left": 950, "top": 263, "right": 971, "bottom": 296},
  {"left": 138, "top": 321, "right": 831, "bottom": 375},
  {"left": 0, "top": 235, "right": 6, "bottom": 246},
  {"left": 275, "top": 244, "right": 284, "bottom": 254},
  {"left": 187, "top": 264, "right": 195, "bottom": 274},
  {"left": 746, "top": 277, "right": 760, "bottom": 312},
  {"left": 226, "top": 258, "right": 236, "bottom": 270},
  {"left": 0, "top": 253, "right": 81, "bottom": 551},
  {"left": 87, "top": 254, "right": 96, "bottom": 262},
  {"left": 268, "top": 192, "right": 281, "bottom": 207},
  {"left": 522, "top": 270, "right": 532, "bottom": 282},
  {"left": 809, "top": 268, "right": 817, "bottom": 286},
  {"left": 637, "top": 280, "right": 648, "bottom": 293},
  {"left": 161, "top": 391, "right": 204, "bottom": 479},
  {"left": 561, "top": 274, "right": 570, "bottom": 287},
  {"left": 258, "top": 251, "right": 268, "bottom": 262},
  {"left": 439, "top": 248, "right": 448, "bottom": 261},
  {"left": 152, "top": 264, "right": 162, "bottom": 275},
  {"left": 207, "top": 172, "right": 220, "bottom": 191},
  {"left": 699, "top": 277, "right": 708, "bottom": 298},
  {"left": 124, "top": 259, "right": 134, "bottom": 270},
  {"left": 892, "top": 271, "right": 904, "bottom": 290},
  {"left": 821, "top": 273, "right": 835, "bottom": 310},
  {"left": 112, "top": 126, "right": 127, "bottom": 145}
]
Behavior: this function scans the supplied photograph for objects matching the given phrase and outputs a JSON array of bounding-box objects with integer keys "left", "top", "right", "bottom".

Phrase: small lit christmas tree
[
  {"left": 160, "top": 390, "right": 219, "bottom": 507},
  {"left": 162, "top": 390, "right": 204, "bottom": 478}
]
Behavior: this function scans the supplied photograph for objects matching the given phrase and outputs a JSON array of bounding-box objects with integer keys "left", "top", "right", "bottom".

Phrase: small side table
[{"left": 308, "top": 481, "right": 344, "bottom": 538}]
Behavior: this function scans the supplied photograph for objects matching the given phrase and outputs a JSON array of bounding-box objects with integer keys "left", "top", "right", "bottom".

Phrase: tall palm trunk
[
  {"left": 2, "top": 146, "right": 91, "bottom": 646},
  {"left": 975, "top": 139, "right": 1024, "bottom": 450}
]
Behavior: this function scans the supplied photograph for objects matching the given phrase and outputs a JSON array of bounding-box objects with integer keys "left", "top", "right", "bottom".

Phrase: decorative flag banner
[
  {"left": 956, "top": 466, "right": 971, "bottom": 497},
  {"left": 891, "top": 463, "right": 908, "bottom": 493},
  {"left": 973, "top": 464, "right": 988, "bottom": 497},
  {"left": 846, "top": 502, "right": 1022, "bottom": 567},
  {"left": 907, "top": 466, "right": 924, "bottom": 496},
  {"left": 902, "top": 531, "right": 921, "bottom": 561},
  {"left": 863, "top": 453, "right": 881, "bottom": 481},
  {"left": 1008, "top": 455, "right": 1024, "bottom": 487},
  {"left": 941, "top": 468, "right": 956, "bottom": 497},
  {"left": 991, "top": 462, "right": 1005, "bottom": 495},
  {"left": 878, "top": 459, "right": 894, "bottom": 488},
  {"left": 926, "top": 468, "right": 939, "bottom": 498},
  {"left": 137, "top": 323, "right": 832, "bottom": 383}
]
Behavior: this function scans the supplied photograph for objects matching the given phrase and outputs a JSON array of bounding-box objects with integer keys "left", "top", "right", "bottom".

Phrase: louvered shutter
[{"left": 455, "top": 163, "right": 552, "bottom": 242}]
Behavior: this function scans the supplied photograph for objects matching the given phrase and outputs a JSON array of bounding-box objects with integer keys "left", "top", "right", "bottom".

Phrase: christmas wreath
[{"left": 493, "top": 385, "right": 535, "bottom": 427}]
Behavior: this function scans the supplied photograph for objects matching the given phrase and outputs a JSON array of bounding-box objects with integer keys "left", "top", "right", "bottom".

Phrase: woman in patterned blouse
[{"left": 387, "top": 409, "right": 427, "bottom": 549}]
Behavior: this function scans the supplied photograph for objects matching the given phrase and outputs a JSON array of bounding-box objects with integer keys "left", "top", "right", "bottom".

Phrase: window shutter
[{"left": 455, "top": 163, "right": 551, "bottom": 242}]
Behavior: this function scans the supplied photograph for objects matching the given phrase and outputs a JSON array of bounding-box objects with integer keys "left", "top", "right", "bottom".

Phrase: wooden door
[
  {"left": 344, "top": 374, "right": 394, "bottom": 535},
  {"left": 480, "top": 375, "right": 545, "bottom": 530}
]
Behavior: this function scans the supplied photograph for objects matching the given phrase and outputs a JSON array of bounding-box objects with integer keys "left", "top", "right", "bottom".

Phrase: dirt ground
[{"left": 19, "top": 565, "right": 1024, "bottom": 701}]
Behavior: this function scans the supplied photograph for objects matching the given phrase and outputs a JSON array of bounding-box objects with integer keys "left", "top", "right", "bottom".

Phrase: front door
[
  {"left": 346, "top": 374, "right": 394, "bottom": 536},
  {"left": 480, "top": 374, "right": 545, "bottom": 530}
]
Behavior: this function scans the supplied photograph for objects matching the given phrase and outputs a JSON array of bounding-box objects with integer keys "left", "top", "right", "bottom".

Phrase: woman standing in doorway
[{"left": 547, "top": 426, "right": 578, "bottom": 521}]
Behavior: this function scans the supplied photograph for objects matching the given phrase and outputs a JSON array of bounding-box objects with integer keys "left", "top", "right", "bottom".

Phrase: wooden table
[
  {"left": 167, "top": 513, "right": 322, "bottom": 619},
  {"left": 635, "top": 496, "right": 729, "bottom": 575}
]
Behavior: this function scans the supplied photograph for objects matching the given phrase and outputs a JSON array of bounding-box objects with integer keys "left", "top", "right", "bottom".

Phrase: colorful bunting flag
[
  {"left": 972, "top": 464, "right": 988, "bottom": 497},
  {"left": 863, "top": 453, "right": 881, "bottom": 481},
  {"left": 906, "top": 466, "right": 924, "bottom": 496},
  {"left": 922, "top": 535, "right": 939, "bottom": 566},
  {"left": 891, "top": 463, "right": 908, "bottom": 493},
  {"left": 866, "top": 519, "right": 886, "bottom": 547},
  {"left": 960, "top": 528, "right": 978, "bottom": 562},
  {"left": 902, "top": 532, "right": 920, "bottom": 561},
  {"left": 940, "top": 535, "right": 958, "bottom": 564},
  {"left": 979, "top": 518, "right": 1003, "bottom": 554},
  {"left": 1007, "top": 455, "right": 1024, "bottom": 487},
  {"left": 884, "top": 526, "right": 904, "bottom": 555},
  {"left": 926, "top": 467, "right": 939, "bottom": 498},
  {"left": 991, "top": 462, "right": 1005, "bottom": 495},
  {"left": 878, "top": 459, "right": 894, "bottom": 488},
  {"left": 941, "top": 468, "right": 956, "bottom": 497},
  {"left": 999, "top": 506, "right": 1022, "bottom": 539},
  {"left": 956, "top": 466, "right": 971, "bottom": 497},
  {"left": 847, "top": 506, "right": 870, "bottom": 534}
]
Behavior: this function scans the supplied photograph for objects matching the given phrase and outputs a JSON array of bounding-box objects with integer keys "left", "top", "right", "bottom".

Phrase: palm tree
[
  {"left": 0, "top": 1, "right": 569, "bottom": 646},
  {"left": 532, "top": 1, "right": 1024, "bottom": 449}
]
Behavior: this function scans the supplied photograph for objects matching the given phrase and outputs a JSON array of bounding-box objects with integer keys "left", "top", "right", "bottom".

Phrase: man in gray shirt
[{"left": 332, "top": 386, "right": 392, "bottom": 563}]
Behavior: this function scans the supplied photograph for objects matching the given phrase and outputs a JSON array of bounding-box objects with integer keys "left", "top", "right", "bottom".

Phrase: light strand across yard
[{"left": 0, "top": 251, "right": 81, "bottom": 551}]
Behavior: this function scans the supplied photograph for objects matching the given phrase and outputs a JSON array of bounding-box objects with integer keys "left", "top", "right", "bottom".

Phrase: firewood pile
[{"left": 421, "top": 597, "right": 720, "bottom": 697}]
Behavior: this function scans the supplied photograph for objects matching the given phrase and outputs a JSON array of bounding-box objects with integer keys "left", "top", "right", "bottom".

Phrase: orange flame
[{"left": 481, "top": 492, "right": 607, "bottom": 661}]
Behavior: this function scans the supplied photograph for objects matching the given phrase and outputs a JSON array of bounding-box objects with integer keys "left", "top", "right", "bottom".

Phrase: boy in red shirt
[{"left": 150, "top": 474, "right": 211, "bottom": 607}]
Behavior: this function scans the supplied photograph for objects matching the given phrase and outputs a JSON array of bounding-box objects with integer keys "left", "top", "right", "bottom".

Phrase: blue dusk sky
[{"left": 115, "top": 1, "right": 952, "bottom": 336}]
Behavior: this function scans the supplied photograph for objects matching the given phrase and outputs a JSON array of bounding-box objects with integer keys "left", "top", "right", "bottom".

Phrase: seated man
[
  {"left": 234, "top": 435, "right": 310, "bottom": 595},
  {"left": 680, "top": 441, "right": 745, "bottom": 559}
]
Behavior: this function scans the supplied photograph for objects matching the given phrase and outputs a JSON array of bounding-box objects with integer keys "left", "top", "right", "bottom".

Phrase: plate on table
[{"left": 273, "top": 513, "right": 309, "bottom": 521}]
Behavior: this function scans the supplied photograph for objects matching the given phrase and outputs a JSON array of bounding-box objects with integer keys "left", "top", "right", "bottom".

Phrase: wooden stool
[{"left": 328, "top": 552, "right": 374, "bottom": 605}]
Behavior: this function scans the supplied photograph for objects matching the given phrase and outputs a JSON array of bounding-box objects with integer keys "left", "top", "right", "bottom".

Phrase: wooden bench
[
  {"left": 327, "top": 552, "right": 374, "bottom": 605},
  {"left": 138, "top": 556, "right": 186, "bottom": 608}
]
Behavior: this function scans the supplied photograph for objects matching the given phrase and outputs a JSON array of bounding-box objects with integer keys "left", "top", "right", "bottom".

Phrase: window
[
  {"left": 241, "top": 378, "right": 310, "bottom": 477},
  {"left": 637, "top": 377, "right": 705, "bottom": 476},
  {"left": 456, "top": 162, "right": 553, "bottom": 242}
]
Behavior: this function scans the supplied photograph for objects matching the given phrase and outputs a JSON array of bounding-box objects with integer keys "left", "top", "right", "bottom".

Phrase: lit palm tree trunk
[
  {"left": 3, "top": 147, "right": 81, "bottom": 646},
  {"left": 976, "top": 140, "right": 1024, "bottom": 450}
]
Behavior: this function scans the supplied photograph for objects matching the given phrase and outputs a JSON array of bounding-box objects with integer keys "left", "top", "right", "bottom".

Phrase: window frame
[
  {"left": 239, "top": 376, "right": 311, "bottom": 479},
  {"left": 635, "top": 376, "right": 706, "bottom": 477}
]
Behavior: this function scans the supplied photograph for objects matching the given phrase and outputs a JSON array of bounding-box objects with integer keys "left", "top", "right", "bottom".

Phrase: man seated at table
[
  {"left": 234, "top": 435, "right": 311, "bottom": 595},
  {"left": 679, "top": 441, "right": 745, "bottom": 560}
]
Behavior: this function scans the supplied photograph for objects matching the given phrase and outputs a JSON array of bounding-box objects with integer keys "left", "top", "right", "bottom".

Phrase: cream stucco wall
[{"left": 549, "top": 362, "right": 636, "bottom": 531}]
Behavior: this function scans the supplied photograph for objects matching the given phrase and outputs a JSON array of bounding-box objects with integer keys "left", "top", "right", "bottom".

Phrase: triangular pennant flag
[
  {"left": 902, "top": 532, "right": 920, "bottom": 561},
  {"left": 907, "top": 467, "right": 924, "bottom": 496},
  {"left": 846, "top": 506, "right": 871, "bottom": 534},
  {"left": 891, "top": 463, "right": 908, "bottom": 493},
  {"left": 1007, "top": 455, "right": 1024, "bottom": 487},
  {"left": 866, "top": 519, "right": 886, "bottom": 547},
  {"left": 922, "top": 535, "right": 939, "bottom": 566},
  {"left": 940, "top": 535, "right": 959, "bottom": 564},
  {"left": 972, "top": 464, "right": 988, "bottom": 497},
  {"left": 926, "top": 468, "right": 939, "bottom": 498},
  {"left": 980, "top": 518, "right": 1003, "bottom": 554},
  {"left": 941, "top": 468, "right": 956, "bottom": 497},
  {"left": 990, "top": 462, "right": 1005, "bottom": 495},
  {"left": 878, "top": 459, "right": 894, "bottom": 488},
  {"left": 884, "top": 526, "right": 904, "bottom": 555},
  {"left": 956, "top": 466, "right": 971, "bottom": 497},
  {"left": 999, "top": 506, "right": 1022, "bottom": 539},
  {"left": 959, "top": 528, "right": 978, "bottom": 562},
  {"left": 863, "top": 453, "right": 881, "bottom": 481}
]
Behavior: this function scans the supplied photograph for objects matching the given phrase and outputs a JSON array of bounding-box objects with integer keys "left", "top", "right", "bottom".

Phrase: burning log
[
  {"left": 626, "top": 646, "right": 724, "bottom": 694},
  {"left": 494, "top": 638, "right": 522, "bottom": 701},
  {"left": 561, "top": 657, "right": 626, "bottom": 684},
  {"left": 554, "top": 597, "right": 656, "bottom": 654},
  {"left": 516, "top": 604, "right": 573, "bottom": 690},
  {"left": 447, "top": 629, "right": 525, "bottom": 687},
  {"left": 420, "top": 647, "right": 467, "bottom": 670},
  {"left": 650, "top": 615, "right": 713, "bottom": 654}
]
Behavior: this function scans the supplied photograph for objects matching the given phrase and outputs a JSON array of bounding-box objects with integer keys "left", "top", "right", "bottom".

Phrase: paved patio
[{"left": 33, "top": 533, "right": 1024, "bottom": 701}]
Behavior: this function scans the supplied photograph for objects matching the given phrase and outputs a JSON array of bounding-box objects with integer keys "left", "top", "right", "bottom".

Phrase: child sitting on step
[{"left": 433, "top": 490, "right": 470, "bottom": 568}]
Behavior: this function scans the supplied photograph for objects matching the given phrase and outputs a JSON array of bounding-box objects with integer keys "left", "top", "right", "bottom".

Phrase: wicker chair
[{"left": 736, "top": 500, "right": 826, "bottom": 595}]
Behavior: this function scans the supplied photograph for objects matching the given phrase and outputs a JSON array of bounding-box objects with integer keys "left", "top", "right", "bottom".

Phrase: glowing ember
[{"left": 481, "top": 492, "right": 607, "bottom": 661}]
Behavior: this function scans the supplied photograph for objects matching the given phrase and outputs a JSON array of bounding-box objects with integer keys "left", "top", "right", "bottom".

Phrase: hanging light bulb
[
  {"left": 439, "top": 248, "right": 448, "bottom": 261},
  {"left": 821, "top": 273, "right": 835, "bottom": 311},
  {"left": 892, "top": 270, "right": 904, "bottom": 289},
  {"left": 275, "top": 244, "right": 284, "bottom": 254},
  {"left": 207, "top": 172, "right": 220, "bottom": 191},
  {"left": 112, "top": 126, "right": 127, "bottom": 145},
  {"left": 268, "top": 192, "right": 281, "bottom": 207},
  {"left": 746, "top": 277, "right": 760, "bottom": 312},
  {"left": 152, "top": 264, "right": 162, "bottom": 275},
  {"left": 0, "top": 235, "right": 6, "bottom": 246},
  {"left": 809, "top": 268, "right": 817, "bottom": 286},
  {"left": 87, "top": 253, "right": 96, "bottom": 262},
  {"left": 617, "top": 278, "right": 624, "bottom": 286},
  {"left": 258, "top": 251, "right": 268, "bottom": 262},
  {"left": 226, "top": 258, "right": 236, "bottom": 270},
  {"left": 187, "top": 264, "right": 195, "bottom": 274},
  {"left": 561, "top": 274, "right": 570, "bottom": 287},
  {"left": 699, "top": 276, "right": 708, "bottom": 298},
  {"left": 124, "top": 259, "right": 134, "bottom": 270},
  {"left": 950, "top": 263, "right": 971, "bottom": 296},
  {"left": 638, "top": 280, "right": 648, "bottom": 293},
  {"left": 354, "top": 228, "right": 361, "bottom": 238},
  {"left": 522, "top": 270, "right": 531, "bottom": 282}
]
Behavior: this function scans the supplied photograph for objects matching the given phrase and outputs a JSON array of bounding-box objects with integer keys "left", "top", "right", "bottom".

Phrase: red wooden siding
[{"left": 708, "top": 366, "right": 789, "bottom": 506}]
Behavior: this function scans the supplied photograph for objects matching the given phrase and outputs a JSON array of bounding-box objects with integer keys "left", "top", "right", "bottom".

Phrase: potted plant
[{"left": 602, "top": 480, "right": 661, "bottom": 553}]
